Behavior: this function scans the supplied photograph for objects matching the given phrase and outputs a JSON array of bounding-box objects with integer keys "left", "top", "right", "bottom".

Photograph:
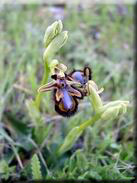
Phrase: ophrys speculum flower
[{"left": 38, "top": 73, "right": 83, "bottom": 117}]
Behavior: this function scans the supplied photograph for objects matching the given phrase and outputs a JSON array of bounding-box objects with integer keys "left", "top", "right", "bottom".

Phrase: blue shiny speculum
[
  {"left": 54, "top": 89, "right": 78, "bottom": 117},
  {"left": 68, "top": 67, "right": 92, "bottom": 97},
  {"left": 69, "top": 67, "right": 92, "bottom": 86},
  {"left": 38, "top": 67, "right": 91, "bottom": 117},
  {"left": 54, "top": 79, "right": 79, "bottom": 117},
  {"left": 61, "top": 88, "right": 73, "bottom": 110},
  {"left": 71, "top": 71, "right": 87, "bottom": 85}
]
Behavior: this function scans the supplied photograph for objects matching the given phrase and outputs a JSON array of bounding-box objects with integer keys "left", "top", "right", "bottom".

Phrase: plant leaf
[{"left": 31, "top": 154, "right": 42, "bottom": 180}]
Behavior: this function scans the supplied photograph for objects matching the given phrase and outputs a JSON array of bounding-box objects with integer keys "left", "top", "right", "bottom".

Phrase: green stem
[
  {"left": 57, "top": 113, "right": 101, "bottom": 156},
  {"left": 78, "top": 113, "right": 101, "bottom": 132},
  {"left": 35, "top": 58, "right": 50, "bottom": 109}
]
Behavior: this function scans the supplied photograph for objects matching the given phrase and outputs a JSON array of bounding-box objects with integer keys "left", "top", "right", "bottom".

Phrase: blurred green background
[{"left": 0, "top": 3, "right": 134, "bottom": 180}]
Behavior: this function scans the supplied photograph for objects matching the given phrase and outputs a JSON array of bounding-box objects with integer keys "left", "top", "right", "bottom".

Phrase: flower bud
[
  {"left": 49, "top": 60, "right": 67, "bottom": 77},
  {"left": 101, "top": 106, "right": 120, "bottom": 120},
  {"left": 49, "top": 59, "right": 59, "bottom": 73},
  {"left": 55, "top": 20, "right": 63, "bottom": 35},
  {"left": 43, "top": 31, "right": 68, "bottom": 61},
  {"left": 99, "top": 100, "right": 129, "bottom": 121},
  {"left": 44, "top": 20, "right": 63, "bottom": 48},
  {"left": 87, "top": 80, "right": 103, "bottom": 112},
  {"left": 58, "top": 127, "right": 82, "bottom": 155},
  {"left": 98, "top": 100, "right": 129, "bottom": 113},
  {"left": 57, "top": 63, "right": 67, "bottom": 73}
]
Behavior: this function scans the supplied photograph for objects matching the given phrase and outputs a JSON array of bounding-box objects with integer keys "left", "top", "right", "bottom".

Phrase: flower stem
[
  {"left": 35, "top": 58, "right": 50, "bottom": 109},
  {"left": 78, "top": 113, "right": 101, "bottom": 133},
  {"left": 57, "top": 113, "right": 101, "bottom": 156}
]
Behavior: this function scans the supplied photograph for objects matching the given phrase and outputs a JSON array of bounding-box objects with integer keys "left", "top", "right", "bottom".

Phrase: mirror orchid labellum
[
  {"left": 38, "top": 74, "right": 83, "bottom": 117},
  {"left": 67, "top": 66, "right": 92, "bottom": 96},
  {"left": 38, "top": 66, "right": 92, "bottom": 117}
]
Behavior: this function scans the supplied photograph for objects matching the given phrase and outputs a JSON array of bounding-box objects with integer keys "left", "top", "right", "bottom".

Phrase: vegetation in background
[{"left": 0, "top": 4, "right": 134, "bottom": 181}]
